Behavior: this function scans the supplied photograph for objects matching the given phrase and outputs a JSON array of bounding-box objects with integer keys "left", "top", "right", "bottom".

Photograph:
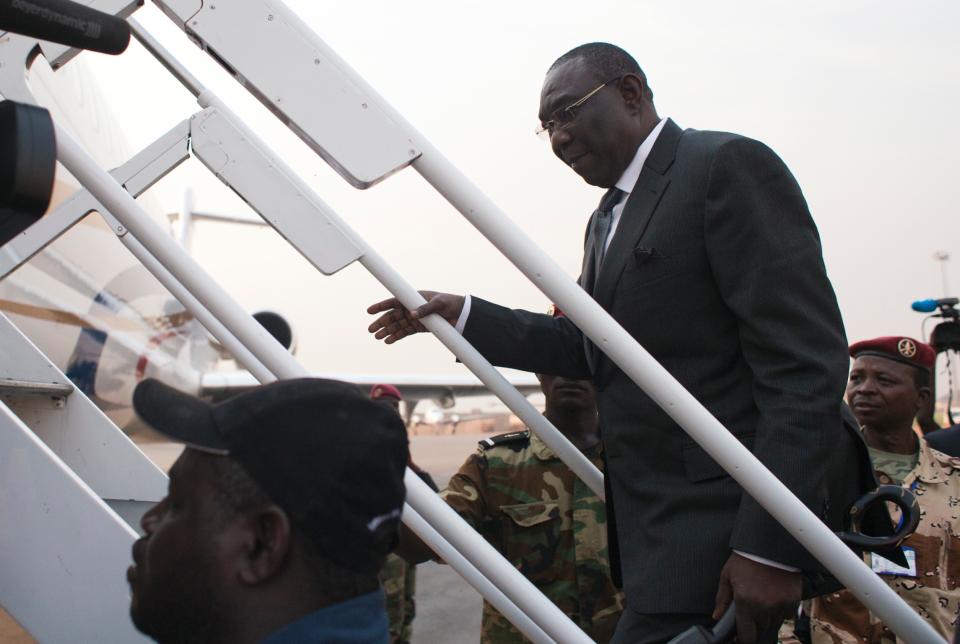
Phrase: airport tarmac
[{"left": 405, "top": 433, "right": 488, "bottom": 642}]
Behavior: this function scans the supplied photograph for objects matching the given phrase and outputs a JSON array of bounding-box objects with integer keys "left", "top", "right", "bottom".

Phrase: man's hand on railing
[
  {"left": 713, "top": 552, "right": 801, "bottom": 643},
  {"left": 367, "top": 291, "right": 465, "bottom": 344}
]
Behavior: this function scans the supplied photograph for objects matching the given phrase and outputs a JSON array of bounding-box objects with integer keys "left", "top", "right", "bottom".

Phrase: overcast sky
[{"left": 77, "top": 0, "right": 960, "bottom": 384}]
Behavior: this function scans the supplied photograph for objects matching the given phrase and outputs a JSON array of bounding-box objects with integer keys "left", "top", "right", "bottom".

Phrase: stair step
[{"left": 0, "top": 379, "right": 74, "bottom": 398}]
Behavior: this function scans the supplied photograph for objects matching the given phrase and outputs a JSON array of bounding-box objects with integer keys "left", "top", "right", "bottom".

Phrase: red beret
[
  {"left": 369, "top": 383, "right": 403, "bottom": 401},
  {"left": 848, "top": 336, "right": 935, "bottom": 370}
]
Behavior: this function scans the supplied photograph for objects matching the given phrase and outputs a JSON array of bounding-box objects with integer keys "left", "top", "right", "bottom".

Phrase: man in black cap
[{"left": 127, "top": 377, "right": 409, "bottom": 644}]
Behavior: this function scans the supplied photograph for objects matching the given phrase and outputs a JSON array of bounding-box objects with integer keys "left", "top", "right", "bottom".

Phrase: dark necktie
[{"left": 592, "top": 187, "right": 625, "bottom": 276}]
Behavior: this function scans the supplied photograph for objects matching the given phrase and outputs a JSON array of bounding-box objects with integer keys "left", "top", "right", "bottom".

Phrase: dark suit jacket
[
  {"left": 925, "top": 425, "right": 960, "bottom": 457},
  {"left": 463, "top": 119, "right": 873, "bottom": 614}
]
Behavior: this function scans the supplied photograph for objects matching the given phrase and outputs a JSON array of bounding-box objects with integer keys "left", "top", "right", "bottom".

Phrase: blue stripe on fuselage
[
  {"left": 65, "top": 328, "right": 108, "bottom": 397},
  {"left": 64, "top": 290, "right": 119, "bottom": 397}
]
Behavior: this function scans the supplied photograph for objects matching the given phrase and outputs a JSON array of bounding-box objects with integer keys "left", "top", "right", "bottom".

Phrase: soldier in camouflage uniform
[
  {"left": 379, "top": 553, "right": 416, "bottom": 643},
  {"left": 397, "top": 369, "right": 624, "bottom": 643},
  {"left": 803, "top": 337, "right": 960, "bottom": 643}
]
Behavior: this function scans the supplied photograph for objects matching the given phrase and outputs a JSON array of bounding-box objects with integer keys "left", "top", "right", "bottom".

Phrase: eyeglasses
[{"left": 536, "top": 76, "right": 620, "bottom": 138}]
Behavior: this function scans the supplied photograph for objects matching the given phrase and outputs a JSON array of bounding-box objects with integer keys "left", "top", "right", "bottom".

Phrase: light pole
[
  {"left": 934, "top": 250, "right": 952, "bottom": 297},
  {"left": 932, "top": 251, "right": 957, "bottom": 426}
]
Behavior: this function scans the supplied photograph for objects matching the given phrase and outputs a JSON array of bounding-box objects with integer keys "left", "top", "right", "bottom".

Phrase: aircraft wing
[{"left": 200, "top": 370, "right": 541, "bottom": 405}]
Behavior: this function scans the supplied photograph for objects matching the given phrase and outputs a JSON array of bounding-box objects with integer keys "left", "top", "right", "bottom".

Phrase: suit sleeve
[
  {"left": 703, "top": 137, "right": 850, "bottom": 568},
  {"left": 463, "top": 297, "right": 592, "bottom": 379}
]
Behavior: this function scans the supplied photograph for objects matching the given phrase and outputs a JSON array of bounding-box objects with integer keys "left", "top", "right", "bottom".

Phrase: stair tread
[{"left": 0, "top": 379, "right": 74, "bottom": 397}]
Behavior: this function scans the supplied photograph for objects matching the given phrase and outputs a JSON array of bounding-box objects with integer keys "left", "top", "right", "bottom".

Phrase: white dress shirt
[{"left": 602, "top": 118, "right": 667, "bottom": 253}]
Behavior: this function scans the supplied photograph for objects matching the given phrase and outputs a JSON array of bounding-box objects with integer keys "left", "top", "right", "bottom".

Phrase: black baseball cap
[{"left": 133, "top": 377, "right": 409, "bottom": 575}]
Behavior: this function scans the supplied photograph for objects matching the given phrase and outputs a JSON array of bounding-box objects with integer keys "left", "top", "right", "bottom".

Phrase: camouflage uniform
[
  {"left": 441, "top": 430, "right": 624, "bottom": 643},
  {"left": 379, "top": 553, "right": 416, "bottom": 643},
  {"left": 807, "top": 436, "right": 960, "bottom": 643}
]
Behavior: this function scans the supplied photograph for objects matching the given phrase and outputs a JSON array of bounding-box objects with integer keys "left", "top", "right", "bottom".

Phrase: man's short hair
[
  {"left": 550, "top": 42, "right": 653, "bottom": 100},
  {"left": 209, "top": 454, "right": 271, "bottom": 517}
]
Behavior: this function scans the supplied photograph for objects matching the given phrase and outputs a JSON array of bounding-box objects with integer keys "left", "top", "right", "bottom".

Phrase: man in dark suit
[{"left": 368, "top": 43, "right": 863, "bottom": 643}]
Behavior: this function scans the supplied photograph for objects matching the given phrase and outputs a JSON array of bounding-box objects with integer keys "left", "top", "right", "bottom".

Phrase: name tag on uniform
[{"left": 870, "top": 547, "right": 917, "bottom": 577}]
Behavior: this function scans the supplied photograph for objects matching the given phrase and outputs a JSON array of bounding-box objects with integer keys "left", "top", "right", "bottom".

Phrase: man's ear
[
  {"left": 618, "top": 73, "right": 646, "bottom": 110},
  {"left": 234, "top": 505, "right": 294, "bottom": 586}
]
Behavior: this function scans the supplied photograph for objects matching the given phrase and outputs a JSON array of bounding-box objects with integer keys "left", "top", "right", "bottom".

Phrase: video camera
[
  {"left": 912, "top": 297, "right": 960, "bottom": 354},
  {"left": 912, "top": 297, "right": 959, "bottom": 428},
  {"left": 0, "top": 0, "right": 131, "bottom": 245}
]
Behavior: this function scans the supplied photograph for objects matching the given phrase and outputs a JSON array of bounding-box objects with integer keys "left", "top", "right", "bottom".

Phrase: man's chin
[
  {"left": 574, "top": 168, "right": 604, "bottom": 187},
  {"left": 129, "top": 604, "right": 152, "bottom": 639},
  {"left": 850, "top": 406, "right": 882, "bottom": 425},
  {"left": 573, "top": 165, "right": 615, "bottom": 188},
  {"left": 552, "top": 395, "right": 593, "bottom": 411},
  {"left": 129, "top": 593, "right": 166, "bottom": 642},
  {"left": 130, "top": 603, "right": 190, "bottom": 644}
]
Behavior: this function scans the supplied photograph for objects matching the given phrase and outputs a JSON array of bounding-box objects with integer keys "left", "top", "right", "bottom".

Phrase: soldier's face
[
  {"left": 540, "top": 374, "right": 597, "bottom": 413},
  {"left": 846, "top": 356, "right": 928, "bottom": 430}
]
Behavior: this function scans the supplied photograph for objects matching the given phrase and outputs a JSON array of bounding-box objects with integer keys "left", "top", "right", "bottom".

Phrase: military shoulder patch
[{"left": 478, "top": 430, "right": 531, "bottom": 451}]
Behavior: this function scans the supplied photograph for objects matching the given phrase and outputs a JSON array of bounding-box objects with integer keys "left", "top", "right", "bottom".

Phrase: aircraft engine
[
  {"left": 253, "top": 310, "right": 297, "bottom": 354},
  {"left": 433, "top": 387, "right": 455, "bottom": 409}
]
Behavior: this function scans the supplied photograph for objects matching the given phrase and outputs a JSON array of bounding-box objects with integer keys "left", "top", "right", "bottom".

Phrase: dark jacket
[{"left": 464, "top": 119, "right": 878, "bottom": 613}]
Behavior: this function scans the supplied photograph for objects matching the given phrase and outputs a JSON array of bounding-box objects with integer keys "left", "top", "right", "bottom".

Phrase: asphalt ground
[{"left": 406, "top": 434, "right": 487, "bottom": 643}]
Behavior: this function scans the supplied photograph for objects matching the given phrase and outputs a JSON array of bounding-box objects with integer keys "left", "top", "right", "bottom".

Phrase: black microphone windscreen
[
  {"left": 0, "top": 0, "right": 131, "bottom": 55},
  {"left": 0, "top": 100, "right": 56, "bottom": 211}
]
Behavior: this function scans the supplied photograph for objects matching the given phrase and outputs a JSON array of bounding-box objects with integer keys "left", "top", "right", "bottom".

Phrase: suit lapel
[
  {"left": 580, "top": 214, "right": 601, "bottom": 373},
  {"left": 593, "top": 119, "right": 683, "bottom": 311}
]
